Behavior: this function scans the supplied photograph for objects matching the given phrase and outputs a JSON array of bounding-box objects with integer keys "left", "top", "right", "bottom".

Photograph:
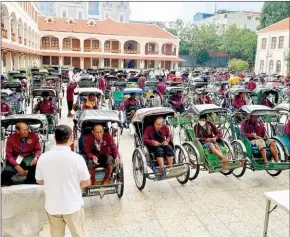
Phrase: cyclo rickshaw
[
  {"left": 78, "top": 75, "right": 96, "bottom": 88},
  {"left": 274, "top": 103, "right": 290, "bottom": 161},
  {"left": 143, "top": 81, "right": 158, "bottom": 106},
  {"left": 7, "top": 71, "right": 20, "bottom": 80},
  {"left": 163, "top": 86, "right": 185, "bottom": 108},
  {"left": 2, "top": 80, "right": 26, "bottom": 114},
  {"left": 1, "top": 114, "right": 50, "bottom": 177},
  {"left": 251, "top": 88, "right": 279, "bottom": 106},
  {"left": 61, "top": 67, "right": 70, "bottom": 83},
  {"left": 127, "top": 77, "right": 139, "bottom": 88},
  {"left": 11, "top": 73, "right": 30, "bottom": 106},
  {"left": 45, "top": 75, "right": 63, "bottom": 105},
  {"left": 227, "top": 105, "right": 290, "bottom": 177},
  {"left": 108, "top": 81, "right": 127, "bottom": 111},
  {"left": 1, "top": 89, "right": 13, "bottom": 116},
  {"left": 168, "top": 104, "right": 245, "bottom": 180},
  {"left": 131, "top": 107, "right": 190, "bottom": 190},
  {"left": 31, "top": 88, "right": 60, "bottom": 133},
  {"left": 229, "top": 87, "right": 253, "bottom": 110},
  {"left": 104, "top": 76, "right": 119, "bottom": 99},
  {"left": 121, "top": 88, "right": 144, "bottom": 129},
  {"left": 74, "top": 110, "right": 124, "bottom": 198}
]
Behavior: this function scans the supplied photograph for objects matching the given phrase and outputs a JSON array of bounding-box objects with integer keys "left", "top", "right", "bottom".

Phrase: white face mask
[{"left": 199, "top": 120, "right": 206, "bottom": 127}]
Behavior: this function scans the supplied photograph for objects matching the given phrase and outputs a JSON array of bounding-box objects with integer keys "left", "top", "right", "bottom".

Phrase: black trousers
[
  {"left": 67, "top": 101, "right": 73, "bottom": 111},
  {"left": 1, "top": 161, "right": 37, "bottom": 186}
]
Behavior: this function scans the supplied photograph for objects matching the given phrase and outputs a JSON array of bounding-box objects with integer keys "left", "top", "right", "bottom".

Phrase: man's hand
[
  {"left": 92, "top": 156, "right": 99, "bottom": 165},
  {"left": 15, "top": 165, "right": 26, "bottom": 176},
  {"left": 163, "top": 141, "right": 169, "bottom": 146},
  {"left": 115, "top": 157, "right": 120, "bottom": 166},
  {"left": 211, "top": 137, "right": 216, "bottom": 143},
  {"left": 153, "top": 141, "right": 161, "bottom": 146},
  {"left": 30, "top": 157, "right": 38, "bottom": 166}
]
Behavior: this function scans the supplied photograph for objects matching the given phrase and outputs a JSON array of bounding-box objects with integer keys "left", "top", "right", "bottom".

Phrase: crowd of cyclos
[{"left": 1, "top": 66, "right": 290, "bottom": 198}]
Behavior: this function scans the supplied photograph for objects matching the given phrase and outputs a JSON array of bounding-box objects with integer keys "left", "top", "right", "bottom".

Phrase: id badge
[{"left": 16, "top": 156, "right": 24, "bottom": 165}]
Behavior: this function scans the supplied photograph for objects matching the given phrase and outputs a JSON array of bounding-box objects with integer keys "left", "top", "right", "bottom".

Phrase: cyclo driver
[
  {"left": 33, "top": 91, "right": 56, "bottom": 125},
  {"left": 125, "top": 93, "right": 140, "bottom": 121},
  {"left": 1, "top": 122, "right": 41, "bottom": 186},
  {"left": 84, "top": 124, "right": 120, "bottom": 185}
]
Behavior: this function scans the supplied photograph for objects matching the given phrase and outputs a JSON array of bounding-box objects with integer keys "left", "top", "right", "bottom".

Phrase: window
[
  {"left": 278, "top": 36, "right": 284, "bottom": 48},
  {"left": 224, "top": 14, "right": 227, "bottom": 18},
  {"left": 261, "top": 38, "right": 267, "bottom": 49},
  {"left": 271, "top": 37, "right": 276, "bottom": 49},
  {"left": 63, "top": 57, "right": 71, "bottom": 65},
  {"left": 92, "top": 40, "right": 99, "bottom": 49},
  {"left": 120, "top": 15, "right": 124, "bottom": 22},
  {"left": 104, "top": 58, "right": 110, "bottom": 67},
  {"left": 51, "top": 38, "right": 59, "bottom": 47},
  {"left": 256, "top": 17, "right": 260, "bottom": 20},
  {"left": 92, "top": 58, "right": 99, "bottom": 66},
  {"left": 276, "top": 60, "right": 281, "bottom": 74},
  {"left": 42, "top": 37, "right": 50, "bottom": 46},
  {"left": 260, "top": 60, "right": 264, "bottom": 72},
  {"left": 105, "top": 13, "right": 109, "bottom": 19},
  {"left": 62, "top": 10, "right": 67, "bottom": 18},
  {"left": 269, "top": 60, "right": 274, "bottom": 73},
  {"left": 63, "top": 38, "right": 71, "bottom": 47},
  {"left": 42, "top": 56, "right": 50, "bottom": 65},
  {"left": 120, "top": 1, "right": 124, "bottom": 6},
  {"left": 104, "top": 41, "right": 110, "bottom": 49},
  {"left": 247, "top": 16, "right": 251, "bottom": 20},
  {"left": 78, "top": 12, "right": 83, "bottom": 19},
  {"left": 51, "top": 56, "right": 59, "bottom": 65}
]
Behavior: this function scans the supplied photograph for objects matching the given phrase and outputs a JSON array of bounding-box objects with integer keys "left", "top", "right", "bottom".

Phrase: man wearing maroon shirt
[
  {"left": 241, "top": 115, "right": 279, "bottom": 167},
  {"left": 66, "top": 81, "right": 77, "bottom": 117},
  {"left": 143, "top": 117, "right": 174, "bottom": 169},
  {"left": 84, "top": 124, "right": 120, "bottom": 184},
  {"left": 247, "top": 78, "right": 257, "bottom": 91},
  {"left": 138, "top": 73, "right": 146, "bottom": 89},
  {"left": 194, "top": 114, "right": 228, "bottom": 169},
  {"left": 1, "top": 122, "right": 41, "bottom": 185},
  {"left": 156, "top": 78, "right": 166, "bottom": 96},
  {"left": 98, "top": 72, "right": 106, "bottom": 105},
  {"left": 1, "top": 98, "right": 10, "bottom": 116}
]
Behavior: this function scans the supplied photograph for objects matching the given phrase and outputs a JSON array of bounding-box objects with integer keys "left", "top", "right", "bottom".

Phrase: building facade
[
  {"left": 1, "top": 2, "right": 41, "bottom": 73},
  {"left": 194, "top": 11, "right": 260, "bottom": 32},
  {"left": 254, "top": 17, "right": 290, "bottom": 75},
  {"left": 1, "top": 2, "right": 182, "bottom": 73},
  {"left": 38, "top": 1, "right": 130, "bottom": 22},
  {"left": 193, "top": 13, "right": 213, "bottom": 22}
]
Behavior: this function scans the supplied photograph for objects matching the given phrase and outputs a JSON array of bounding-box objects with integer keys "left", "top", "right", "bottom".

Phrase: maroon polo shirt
[
  {"left": 6, "top": 132, "right": 42, "bottom": 167},
  {"left": 143, "top": 125, "right": 171, "bottom": 146},
  {"left": 194, "top": 122, "right": 222, "bottom": 142},
  {"left": 66, "top": 83, "right": 77, "bottom": 102},
  {"left": 85, "top": 133, "right": 119, "bottom": 159}
]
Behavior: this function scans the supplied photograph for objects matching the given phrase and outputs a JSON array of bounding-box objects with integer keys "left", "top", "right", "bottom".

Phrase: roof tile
[{"left": 257, "top": 17, "right": 290, "bottom": 33}]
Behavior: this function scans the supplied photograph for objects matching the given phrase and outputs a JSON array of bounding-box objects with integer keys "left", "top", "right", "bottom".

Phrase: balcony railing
[
  {"left": 18, "top": 36, "right": 22, "bottom": 43},
  {"left": 145, "top": 50, "right": 159, "bottom": 55},
  {"left": 162, "top": 50, "right": 176, "bottom": 56},
  {"left": 104, "top": 48, "right": 120, "bottom": 53},
  {"left": 41, "top": 45, "right": 59, "bottom": 50},
  {"left": 62, "top": 46, "right": 80, "bottom": 51},
  {"left": 24, "top": 39, "right": 27, "bottom": 45},
  {"left": 124, "top": 49, "right": 139, "bottom": 54},
  {"left": 11, "top": 32, "right": 16, "bottom": 41},
  {"left": 2, "top": 28, "right": 7, "bottom": 39},
  {"left": 84, "top": 47, "right": 101, "bottom": 52}
]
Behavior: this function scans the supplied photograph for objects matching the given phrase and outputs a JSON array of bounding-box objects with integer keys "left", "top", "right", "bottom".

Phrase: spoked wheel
[
  {"left": 116, "top": 163, "right": 124, "bottom": 198},
  {"left": 220, "top": 142, "right": 233, "bottom": 176},
  {"left": 183, "top": 143, "right": 200, "bottom": 180},
  {"left": 175, "top": 146, "right": 190, "bottom": 185},
  {"left": 132, "top": 149, "right": 146, "bottom": 190},
  {"left": 231, "top": 141, "right": 247, "bottom": 178},
  {"left": 266, "top": 169, "right": 282, "bottom": 177},
  {"left": 179, "top": 128, "right": 188, "bottom": 144}
]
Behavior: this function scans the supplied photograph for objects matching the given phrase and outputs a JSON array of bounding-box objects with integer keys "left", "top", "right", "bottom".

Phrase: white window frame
[{"left": 119, "top": 15, "right": 124, "bottom": 22}]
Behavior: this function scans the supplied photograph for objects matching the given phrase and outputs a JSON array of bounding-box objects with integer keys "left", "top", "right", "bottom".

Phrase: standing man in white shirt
[{"left": 36, "top": 125, "right": 90, "bottom": 237}]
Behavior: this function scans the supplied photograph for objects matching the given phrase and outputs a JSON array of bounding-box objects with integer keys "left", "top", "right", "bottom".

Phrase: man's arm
[
  {"left": 143, "top": 126, "right": 155, "bottom": 146},
  {"left": 6, "top": 136, "right": 18, "bottom": 167},
  {"left": 33, "top": 133, "right": 42, "bottom": 158},
  {"left": 210, "top": 122, "right": 222, "bottom": 139},
  {"left": 84, "top": 135, "right": 95, "bottom": 159},
  {"left": 240, "top": 122, "right": 253, "bottom": 138},
  {"left": 35, "top": 157, "right": 44, "bottom": 185},
  {"left": 77, "top": 155, "right": 91, "bottom": 188}
]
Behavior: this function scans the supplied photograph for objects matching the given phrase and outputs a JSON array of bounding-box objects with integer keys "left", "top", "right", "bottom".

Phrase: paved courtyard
[{"left": 37, "top": 97, "right": 289, "bottom": 237}]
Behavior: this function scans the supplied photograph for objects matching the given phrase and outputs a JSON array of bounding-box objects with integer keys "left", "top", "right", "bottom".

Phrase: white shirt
[{"left": 35, "top": 146, "right": 90, "bottom": 215}]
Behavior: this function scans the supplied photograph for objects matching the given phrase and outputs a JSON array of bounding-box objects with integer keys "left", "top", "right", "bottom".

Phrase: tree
[
  {"left": 286, "top": 53, "right": 290, "bottom": 74},
  {"left": 259, "top": 2, "right": 290, "bottom": 29},
  {"left": 219, "top": 25, "right": 257, "bottom": 62},
  {"left": 228, "top": 58, "right": 249, "bottom": 72}
]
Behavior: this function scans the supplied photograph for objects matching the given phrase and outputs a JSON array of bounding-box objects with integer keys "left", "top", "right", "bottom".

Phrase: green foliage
[
  {"left": 259, "top": 2, "right": 290, "bottom": 29},
  {"left": 219, "top": 25, "right": 257, "bottom": 62},
  {"left": 286, "top": 53, "right": 290, "bottom": 74},
  {"left": 228, "top": 58, "right": 249, "bottom": 72}
]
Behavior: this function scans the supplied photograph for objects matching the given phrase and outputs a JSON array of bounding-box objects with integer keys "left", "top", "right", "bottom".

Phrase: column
[
  {"left": 140, "top": 60, "right": 144, "bottom": 69},
  {"left": 59, "top": 56, "right": 63, "bottom": 66},
  {"left": 120, "top": 41, "right": 124, "bottom": 54},
  {"left": 59, "top": 38, "right": 63, "bottom": 51},
  {"left": 80, "top": 57, "right": 84, "bottom": 69},
  {"left": 100, "top": 58, "right": 104, "bottom": 68},
  {"left": 175, "top": 46, "right": 179, "bottom": 56},
  {"left": 140, "top": 43, "right": 145, "bottom": 55},
  {"left": 159, "top": 44, "right": 163, "bottom": 55},
  {"left": 120, "top": 59, "right": 124, "bottom": 68},
  {"left": 80, "top": 39, "right": 84, "bottom": 52},
  {"left": 6, "top": 52, "right": 13, "bottom": 71},
  {"left": 14, "top": 53, "right": 20, "bottom": 69}
]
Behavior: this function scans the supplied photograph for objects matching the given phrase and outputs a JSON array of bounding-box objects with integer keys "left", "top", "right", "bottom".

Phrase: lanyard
[{"left": 20, "top": 139, "right": 25, "bottom": 156}]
